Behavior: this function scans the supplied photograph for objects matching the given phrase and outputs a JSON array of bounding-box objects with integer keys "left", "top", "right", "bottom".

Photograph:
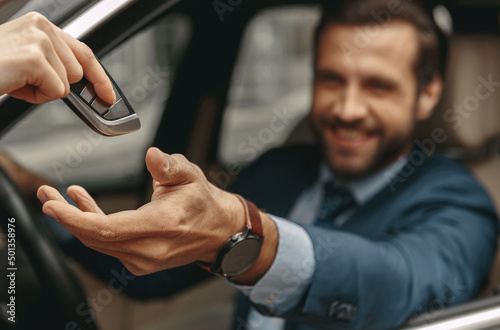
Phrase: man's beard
[{"left": 309, "top": 115, "right": 415, "bottom": 181}]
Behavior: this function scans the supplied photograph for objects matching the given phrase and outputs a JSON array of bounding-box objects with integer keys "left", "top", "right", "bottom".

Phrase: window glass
[
  {"left": 0, "top": 0, "right": 94, "bottom": 24},
  {"left": 218, "top": 6, "right": 320, "bottom": 165},
  {"left": 0, "top": 14, "right": 191, "bottom": 188}
]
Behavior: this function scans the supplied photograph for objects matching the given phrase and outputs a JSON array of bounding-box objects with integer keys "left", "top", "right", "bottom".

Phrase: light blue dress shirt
[{"left": 232, "top": 158, "right": 407, "bottom": 330}]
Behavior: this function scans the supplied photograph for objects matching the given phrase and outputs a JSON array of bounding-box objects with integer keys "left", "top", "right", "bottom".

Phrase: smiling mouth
[
  {"left": 335, "top": 128, "right": 368, "bottom": 141},
  {"left": 326, "top": 126, "right": 377, "bottom": 148}
]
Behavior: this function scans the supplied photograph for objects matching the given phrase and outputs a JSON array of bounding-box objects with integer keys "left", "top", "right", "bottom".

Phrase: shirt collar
[{"left": 318, "top": 157, "right": 407, "bottom": 205}]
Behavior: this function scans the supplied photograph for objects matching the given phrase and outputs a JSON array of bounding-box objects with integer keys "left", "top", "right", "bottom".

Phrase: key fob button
[
  {"left": 91, "top": 97, "right": 112, "bottom": 115},
  {"left": 80, "top": 83, "right": 96, "bottom": 103},
  {"left": 62, "top": 60, "right": 140, "bottom": 136},
  {"left": 70, "top": 76, "right": 89, "bottom": 94},
  {"left": 104, "top": 98, "right": 129, "bottom": 120}
]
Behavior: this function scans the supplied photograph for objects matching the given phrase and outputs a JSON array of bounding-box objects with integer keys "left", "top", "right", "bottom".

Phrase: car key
[{"left": 61, "top": 65, "right": 140, "bottom": 136}]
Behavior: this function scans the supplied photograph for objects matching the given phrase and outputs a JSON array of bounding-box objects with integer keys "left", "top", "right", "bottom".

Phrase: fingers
[
  {"left": 61, "top": 34, "right": 116, "bottom": 104},
  {"left": 36, "top": 22, "right": 71, "bottom": 96},
  {"left": 45, "top": 24, "right": 83, "bottom": 84},
  {"left": 1, "top": 12, "right": 115, "bottom": 104},
  {"left": 37, "top": 185, "right": 70, "bottom": 204},
  {"left": 9, "top": 55, "right": 67, "bottom": 104},
  {"left": 38, "top": 184, "right": 167, "bottom": 243},
  {"left": 11, "top": 13, "right": 72, "bottom": 103},
  {"left": 67, "top": 185, "right": 105, "bottom": 215},
  {"left": 41, "top": 198, "right": 104, "bottom": 233},
  {"left": 41, "top": 195, "right": 149, "bottom": 242},
  {"left": 37, "top": 184, "right": 104, "bottom": 216},
  {"left": 34, "top": 36, "right": 69, "bottom": 100},
  {"left": 146, "top": 147, "right": 200, "bottom": 186}
]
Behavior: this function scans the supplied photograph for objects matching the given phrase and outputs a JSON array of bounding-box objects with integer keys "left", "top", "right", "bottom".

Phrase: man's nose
[{"left": 333, "top": 85, "right": 368, "bottom": 121}]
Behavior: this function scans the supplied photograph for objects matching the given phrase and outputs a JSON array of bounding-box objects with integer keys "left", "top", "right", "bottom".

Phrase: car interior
[{"left": 0, "top": 0, "right": 500, "bottom": 329}]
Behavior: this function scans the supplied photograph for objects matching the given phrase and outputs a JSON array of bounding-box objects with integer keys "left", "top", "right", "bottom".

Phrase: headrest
[{"left": 417, "top": 34, "right": 500, "bottom": 150}]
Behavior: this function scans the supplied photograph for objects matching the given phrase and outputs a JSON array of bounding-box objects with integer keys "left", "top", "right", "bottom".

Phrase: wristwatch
[{"left": 199, "top": 195, "right": 264, "bottom": 278}]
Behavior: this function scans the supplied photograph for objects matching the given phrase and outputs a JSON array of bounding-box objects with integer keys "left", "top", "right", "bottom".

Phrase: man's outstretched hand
[{"left": 37, "top": 148, "right": 278, "bottom": 284}]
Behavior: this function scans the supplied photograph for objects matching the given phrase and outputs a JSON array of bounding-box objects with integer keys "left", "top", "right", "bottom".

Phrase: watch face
[{"left": 220, "top": 238, "right": 262, "bottom": 277}]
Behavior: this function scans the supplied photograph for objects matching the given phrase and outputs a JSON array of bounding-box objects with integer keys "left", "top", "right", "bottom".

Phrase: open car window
[{"left": 0, "top": 13, "right": 191, "bottom": 189}]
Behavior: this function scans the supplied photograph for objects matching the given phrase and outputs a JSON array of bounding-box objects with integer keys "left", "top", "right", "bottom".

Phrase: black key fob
[{"left": 62, "top": 66, "right": 140, "bottom": 136}]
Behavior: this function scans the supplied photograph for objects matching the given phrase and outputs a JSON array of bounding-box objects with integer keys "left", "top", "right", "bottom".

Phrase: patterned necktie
[{"left": 315, "top": 180, "right": 355, "bottom": 228}]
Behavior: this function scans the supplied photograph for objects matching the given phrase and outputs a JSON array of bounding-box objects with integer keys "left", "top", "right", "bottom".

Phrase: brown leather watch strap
[{"left": 234, "top": 194, "right": 263, "bottom": 237}]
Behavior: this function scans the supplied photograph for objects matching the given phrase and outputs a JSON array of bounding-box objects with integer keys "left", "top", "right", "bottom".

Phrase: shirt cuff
[{"left": 231, "top": 214, "right": 316, "bottom": 313}]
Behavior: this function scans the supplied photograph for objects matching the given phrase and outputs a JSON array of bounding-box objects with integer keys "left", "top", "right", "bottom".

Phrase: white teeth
[{"left": 336, "top": 128, "right": 366, "bottom": 140}]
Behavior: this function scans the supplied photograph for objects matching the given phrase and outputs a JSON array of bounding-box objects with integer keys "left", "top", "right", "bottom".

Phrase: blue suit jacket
[{"left": 230, "top": 145, "right": 499, "bottom": 329}]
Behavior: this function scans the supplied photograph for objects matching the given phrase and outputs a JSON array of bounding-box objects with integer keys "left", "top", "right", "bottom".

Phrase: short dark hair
[{"left": 315, "top": 0, "right": 448, "bottom": 91}]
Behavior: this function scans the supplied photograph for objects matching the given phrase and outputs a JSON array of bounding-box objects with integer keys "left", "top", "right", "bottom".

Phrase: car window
[
  {"left": 0, "top": 13, "right": 191, "bottom": 188},
  {"left": 0, "top": 0, "right": 95, "bottom": 24},
  {"left": 218, "top": 6, "right": 320, "bottom": 166}
]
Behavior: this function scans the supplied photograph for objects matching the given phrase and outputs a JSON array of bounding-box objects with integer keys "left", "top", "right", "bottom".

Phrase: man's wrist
[
  {"left": 200, "top": 191, "right": 278, "bottom": 284},
  {"left": 204, "top": 190, "right": 247, "bottom": 264},
  {"left": 229, "top": 211, "right": 278, "bottom": 285},
  {"left": 207, "top": 195, "right": 265, "bottom": 277}
]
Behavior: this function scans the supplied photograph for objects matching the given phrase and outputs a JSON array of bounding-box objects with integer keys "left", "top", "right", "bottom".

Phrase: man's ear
[{"left": 416, "top": 75, "right": 444, "bottom": 121}]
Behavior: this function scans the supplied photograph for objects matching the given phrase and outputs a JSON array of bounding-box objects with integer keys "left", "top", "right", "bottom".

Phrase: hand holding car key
[
  {"left": 62, "top": 63, "right": 141, "bottom": 136},
  {"left": 0, "top": 12, "right": 140, "bottom": 136}
]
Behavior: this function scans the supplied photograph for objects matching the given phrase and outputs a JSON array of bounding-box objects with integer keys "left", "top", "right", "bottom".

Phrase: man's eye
[
  {"left": 365, "top": 80, "right": 394, "bottom": 93},
  {"left": 316, "top": 73, "right": 344, "bottom": 85}
]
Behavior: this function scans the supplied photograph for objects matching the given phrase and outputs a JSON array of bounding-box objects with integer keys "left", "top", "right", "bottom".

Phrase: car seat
[{"left": 415, "top": 33, "right": 500, "bottom": 296}]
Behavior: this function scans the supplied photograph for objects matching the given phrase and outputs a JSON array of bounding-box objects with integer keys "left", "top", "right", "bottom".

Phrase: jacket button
[{"left": 328, "top": 301, "right": 357, "bottom": 321}]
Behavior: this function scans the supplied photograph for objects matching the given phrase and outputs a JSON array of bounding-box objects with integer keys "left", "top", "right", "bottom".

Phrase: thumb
[{"left": 146, "top": 147, "right": 199, "bottom": 186}]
